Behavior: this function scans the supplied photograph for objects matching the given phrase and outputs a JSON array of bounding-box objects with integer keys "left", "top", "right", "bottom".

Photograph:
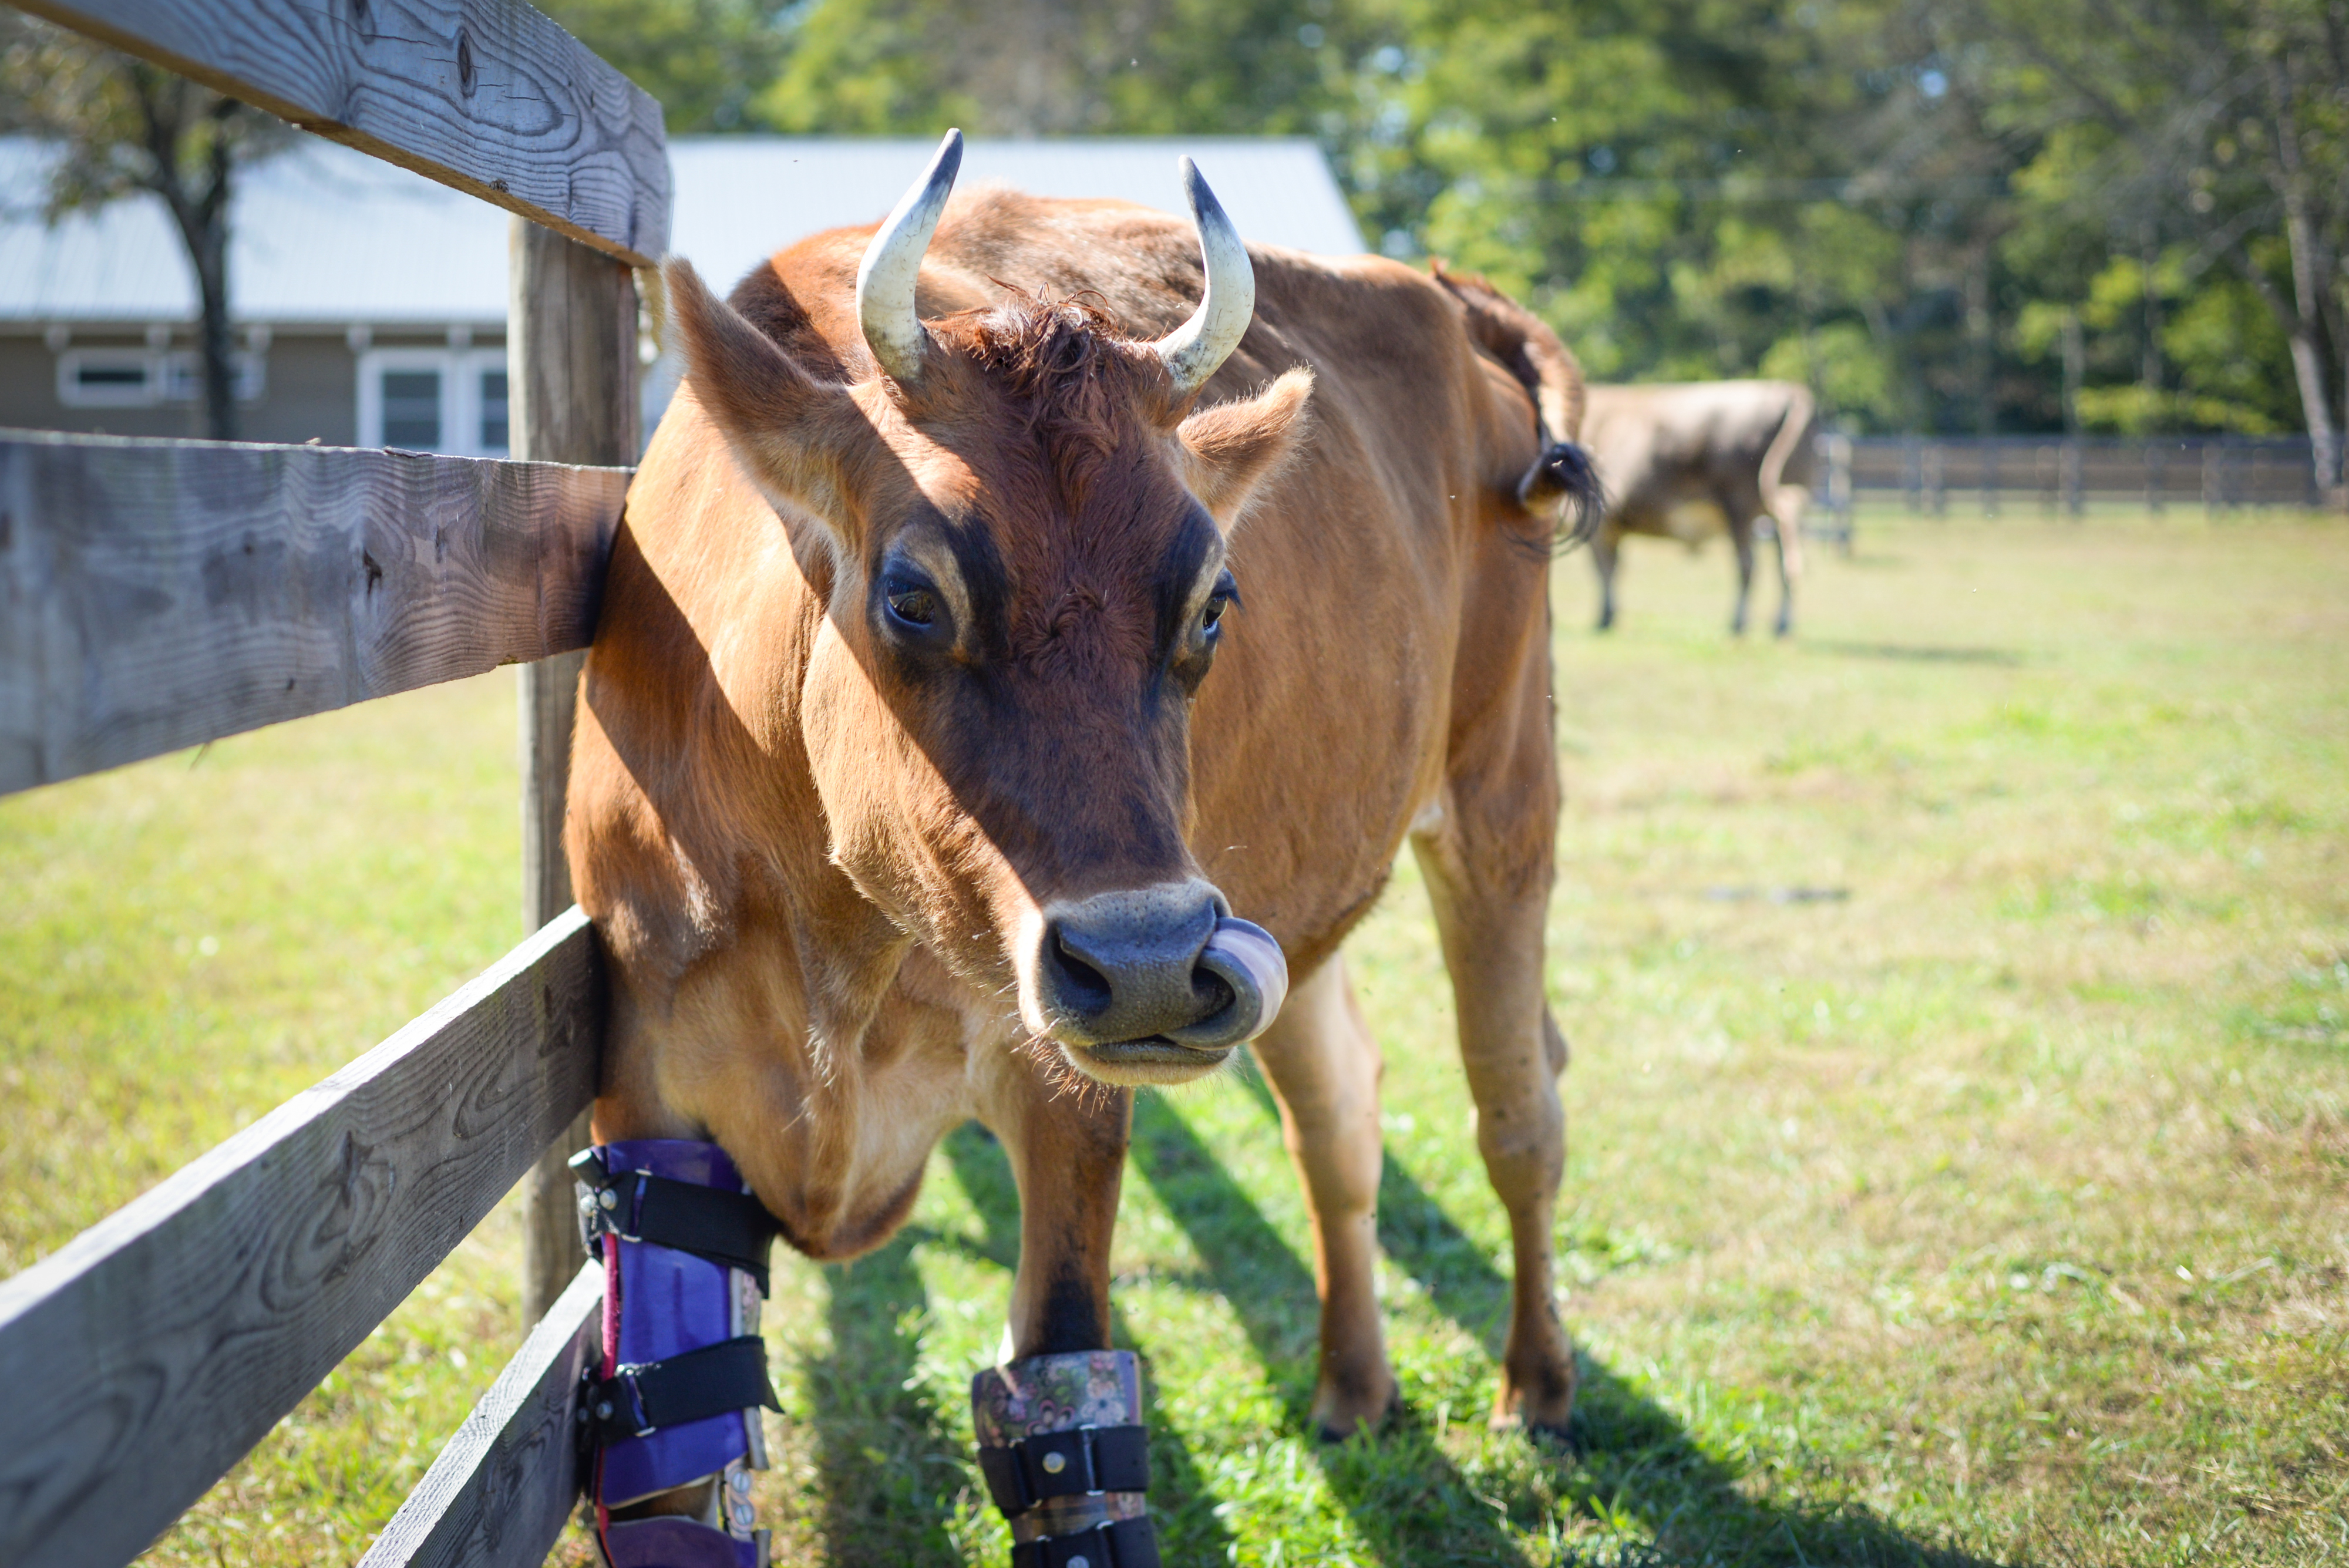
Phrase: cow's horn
[
  {"left": 856, "top": 127, "right": 963, "bottom": 383},
  {"left": 1154, "top": 157, "right": 1256, "bottom": 396}
]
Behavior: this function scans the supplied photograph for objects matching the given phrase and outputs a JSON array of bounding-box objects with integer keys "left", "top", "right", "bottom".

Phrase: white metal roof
[{"left": 0, "top": 135, "right": 1364, "bottom": 328}]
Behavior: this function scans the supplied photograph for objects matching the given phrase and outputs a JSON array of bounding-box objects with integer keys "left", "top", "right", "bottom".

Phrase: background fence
[{"left": 1826, "top": 434, "right": 2324, "bottom": 517}]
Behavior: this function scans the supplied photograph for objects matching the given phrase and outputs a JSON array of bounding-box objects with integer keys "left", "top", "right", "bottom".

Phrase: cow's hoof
[
  {"left": 1523, "top": 1419, "right": 1579, "bottom": 1456},
  {"left": 1311, "top": 1384, "right": 1401, "bottom": 1444}
]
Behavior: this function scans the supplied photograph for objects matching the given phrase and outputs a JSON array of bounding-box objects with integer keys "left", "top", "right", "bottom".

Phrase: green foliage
[
  {"left": 674, "top": 0, "right": 2343, "bottom": 444},
  {"left": 749, "top": 0, "right": 1385, "bottom": 137},
  {"left": 538, "top": 0, "right": 787, "bottom": 132}
]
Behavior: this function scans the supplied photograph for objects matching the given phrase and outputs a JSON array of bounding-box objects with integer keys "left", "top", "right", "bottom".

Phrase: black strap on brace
[
  {"left": 572, "top": 1147, "right": 780, "bottom": 1294},
  {"left": 977, "top": 1425, "right": 1150, "bottom": 1515},
  {"left": 579, "top": 1335, "right": 781, "bottom": 1449},
  {"left": 1009, "top": 1516, "right": 1160, "bottom": 1568}
]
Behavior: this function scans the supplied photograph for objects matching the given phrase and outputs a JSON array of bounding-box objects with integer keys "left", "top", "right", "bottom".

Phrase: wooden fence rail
[
  {"left": 13, "top": 0, "right": 668, "bottom": 265},
  {"left": 0, "top": 429, "right": 628, "bottom": 797},
  {"left": 3, "top": 0, "right": 661, "bottom": 1560},
  {"left": 0, "top": 909, "right": 601, "bottom": 1568},
  {"left": 359, "top": 1263, "right": 605, "bottom": 1568}
]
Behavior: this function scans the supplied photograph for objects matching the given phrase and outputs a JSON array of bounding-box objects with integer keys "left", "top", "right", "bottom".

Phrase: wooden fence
[
  {"left": 0, "top": 1, "right": 659, "bottom": 1563},
  {"left": 1825, "top": 434, "right": 2326, "bottom": 518}
]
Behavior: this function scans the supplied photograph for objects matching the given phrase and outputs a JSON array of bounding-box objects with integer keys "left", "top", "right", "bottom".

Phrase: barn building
[{"left": 0, "top": 136, "right": 1364, "bottom": 456}]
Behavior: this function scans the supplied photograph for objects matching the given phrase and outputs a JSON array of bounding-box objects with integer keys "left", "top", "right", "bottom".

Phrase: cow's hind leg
[
  {"left": 1769, "top": 486, "right": 1808, "bottom": 637},
  {"left": 1591, "top": 527, "right": 1621, "bottom": 631},
  {"left": 1727, "top": 508, "right": 1757, "bottom": 636},
  {"left": 1253, "top": 954, "right": 1396, "bottom": 1438},
  {"left": 1412, "top": 778, "right": 1575, "bottom": 1437}
]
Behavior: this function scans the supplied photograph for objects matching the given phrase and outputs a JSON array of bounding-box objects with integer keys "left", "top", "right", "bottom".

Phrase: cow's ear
[
  {"left": 664, "top": 257, "right": 879, "bottom": 532},
  {"left": 1176, "top": 368, "right": 1313, "bottom": 530}
]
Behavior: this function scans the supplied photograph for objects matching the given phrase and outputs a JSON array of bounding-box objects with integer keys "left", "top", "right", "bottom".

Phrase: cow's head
[{"left": 664, "top": 131, "right": 1300, "bottom": 1086}]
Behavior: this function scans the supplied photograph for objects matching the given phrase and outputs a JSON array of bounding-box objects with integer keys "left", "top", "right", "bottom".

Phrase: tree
[
  {"left": 748, "top": 0, "right": 1389, "bottom": 137},
  {"left": 0, "top": 15, "right": 290, "bottom": 441},
  {"left": 1960, "top": 0, "right": 2348, "bottom": 496},
  {"left": 554, "top": 0, "right": 2345, "bottom": 460},
  {"left": 537, "top": 0, "right": 788, "bottom": 133}
]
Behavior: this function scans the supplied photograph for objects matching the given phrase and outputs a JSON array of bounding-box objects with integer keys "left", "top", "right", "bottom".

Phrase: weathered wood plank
[
  {"left": 15, "top": 0, "right": 668, "bottom": 264},
  {"left": 0, "top": 429, "right": 627, "bottom": 798},
  {"left": 0, "top": 908, "right": 603, "bottom": 1568},
  {"left": 359, "top": 1262, "right": 603, "bottom": 1568},
  {"left": 513, "top": 217, "right": 640, "bottom": 1329}
]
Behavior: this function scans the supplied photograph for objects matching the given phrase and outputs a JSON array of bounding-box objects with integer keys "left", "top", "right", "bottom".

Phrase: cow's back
[{"left": 1583, "top": 379, "right": 1812, "bottom": 529}]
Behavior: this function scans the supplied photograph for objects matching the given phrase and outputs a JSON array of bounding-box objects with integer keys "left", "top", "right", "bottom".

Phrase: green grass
[{"left": 4, "top": 512, "right": 2346, "bottom": 1565}]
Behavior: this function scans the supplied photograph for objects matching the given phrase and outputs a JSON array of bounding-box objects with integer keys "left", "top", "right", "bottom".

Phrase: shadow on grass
[
  {"left": 1805, "top": 640, "right": 2027, "bottom": 666},
  {"left": 1129, "top": 1091, "right": 1542, "bottom": 1566},
  {"left": 801, "top": 1234, "right": 966, "bottom": 1567},
  {"left": 933, "top": 1121, "right": 1240, "bottom": 1568},
  {"left": 1214, "top": 1064, "right": 2006, "bottom": 1567}
]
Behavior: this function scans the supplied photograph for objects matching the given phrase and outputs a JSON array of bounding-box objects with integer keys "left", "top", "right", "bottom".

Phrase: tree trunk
[
  {"left": 129, "top": 68, "right": 241, "bottom": 442},
  {"left": 2257, "top": 53, "right": 2343, "bottom": 498},
  {"left": 190, "top": 200, "right": 236, "bottom": 442}
]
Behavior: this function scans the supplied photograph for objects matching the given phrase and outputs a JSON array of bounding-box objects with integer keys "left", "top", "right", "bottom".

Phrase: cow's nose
[
  {"left": 1039, "top": 893, "right": 1222, "bottom": 1042},
  {"left": 1026, "top": 883, "right": 1285, "bottom": 1061}
]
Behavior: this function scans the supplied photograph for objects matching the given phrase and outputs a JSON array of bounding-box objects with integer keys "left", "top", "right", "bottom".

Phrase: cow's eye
[
  {"left": 1200, "top": 570, "right": 1239, "bottom": 640},
  {"left": 884, "top": 576, "right": 940, "bottom": 629},
  {"left": 1202, "top": 571, "right": 1238, "bottom": 631}
]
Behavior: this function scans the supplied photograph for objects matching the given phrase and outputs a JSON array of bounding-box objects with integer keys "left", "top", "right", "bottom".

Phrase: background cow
[
  {"left": 565, "top": 134, "right": 1599, "bottom": 1551},
  {"left": 1580, "top": 378, "right": 1818, "bottom": 635}
]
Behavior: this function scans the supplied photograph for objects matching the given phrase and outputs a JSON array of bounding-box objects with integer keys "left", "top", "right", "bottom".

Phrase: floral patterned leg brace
[
  {"left": 973, "top": 1352, "right": 1162, "bottom": 1568},
  {"left": 574, "top": 1140, "right": 782, "bottom": 1568}
]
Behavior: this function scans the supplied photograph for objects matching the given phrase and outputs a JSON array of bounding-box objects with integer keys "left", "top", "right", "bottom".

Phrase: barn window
[
  {"left": 356, "top": 345, "right": 507, "bottom": 456},
  {"left": 160, "top": 351, "right": 267, "bottom": 404},
  {"left": 58, "top": 349, "right": 160, "bottom": 408},
  {"left": 477, "top": 365, "right": 509, "bottom": 455},
  {"left": 382, "top": 371, "right": 443, "bottom": 447}
]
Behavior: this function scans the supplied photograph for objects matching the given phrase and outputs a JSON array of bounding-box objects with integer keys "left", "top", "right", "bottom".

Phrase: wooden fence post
[{"left": 511, "top": 218, "right": 640, "bottom": 1331}]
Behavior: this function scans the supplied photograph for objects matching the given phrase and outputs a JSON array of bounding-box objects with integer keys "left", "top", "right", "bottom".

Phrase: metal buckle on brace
[
  {"left": 1010, "top": 1515, "right": 1160, "bottom": 1568},
  {"left": 572, "top": 1148, "right": 641, "bottom": 1247},
  {"left": 577, "top": 1362, "right": 655, "bottom": 1448}
]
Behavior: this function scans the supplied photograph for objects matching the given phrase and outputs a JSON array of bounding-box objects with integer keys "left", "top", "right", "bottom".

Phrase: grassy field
[{"left": 2, "top": 510, "right": 2344, "bottom": 1566}]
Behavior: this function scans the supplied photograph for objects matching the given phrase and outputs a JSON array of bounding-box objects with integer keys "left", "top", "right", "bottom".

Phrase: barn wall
[{"left": 0, "top": 329, "right": 502, "bottom": 449}]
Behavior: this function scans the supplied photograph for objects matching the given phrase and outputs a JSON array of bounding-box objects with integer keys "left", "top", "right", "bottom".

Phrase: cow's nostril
[
  {"left": 1049, "top": 930, "right": 1115, "bottom": 1018},
  {"left": 1190, "top": 967, "right": 1235, "bottom": 1018}
]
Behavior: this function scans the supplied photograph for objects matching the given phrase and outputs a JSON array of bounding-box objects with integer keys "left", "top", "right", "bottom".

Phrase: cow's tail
[
  {"left": 1759, "top": 382, "right": 1817, "bottom": 581},
  {"left": 1428, "top": 260, "right": 1603, "bottom": 551}
]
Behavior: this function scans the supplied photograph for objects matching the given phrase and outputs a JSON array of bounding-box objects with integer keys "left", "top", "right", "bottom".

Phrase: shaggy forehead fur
[{"left": 916, "top": 295, "right": 1214, "bottom": 679}]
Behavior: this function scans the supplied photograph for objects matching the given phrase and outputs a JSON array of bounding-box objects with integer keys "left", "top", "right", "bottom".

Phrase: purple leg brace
[
  {"left": 972, "top": 1352, "right": 1161, "bottom": 1568},
  {"left": 576, "top": 1139, "right": 779, "bottom": 1568}
]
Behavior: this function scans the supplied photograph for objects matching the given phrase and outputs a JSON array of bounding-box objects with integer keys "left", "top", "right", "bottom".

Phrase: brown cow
[
  {"left": 1580, "top": 378, "right": 1817, "bottom": 635},
  {"left": 566, "top": 134, "right": 1595, "bottom": 1539}
]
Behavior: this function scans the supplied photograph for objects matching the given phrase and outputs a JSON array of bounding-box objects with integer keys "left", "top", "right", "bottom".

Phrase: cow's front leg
[
  {"left": 972, "top": 1069, "right": 1163, "bottom": 1566},
  {"left": 571, "top": 1132, "right": 782, "bottom": 1567}
]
